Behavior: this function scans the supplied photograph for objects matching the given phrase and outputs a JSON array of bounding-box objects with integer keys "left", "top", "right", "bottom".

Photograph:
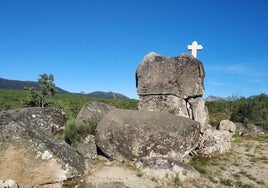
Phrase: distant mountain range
[
  {"left": 0, "top": 77, "right": 129, "bottom": 100},
  {"left": 205, "top": 95, "right": 226, "bottom": 102},
  {"left": 84, "top": 91, "right": 129, "bottom": 99},
  {"left": 0, "top": 77, "right": 70, "bottom": 94}
]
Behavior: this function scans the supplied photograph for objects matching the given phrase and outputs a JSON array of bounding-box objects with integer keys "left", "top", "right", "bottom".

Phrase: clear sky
[{"left": 1, "top": 0, "right": 268, "bottom": 99}]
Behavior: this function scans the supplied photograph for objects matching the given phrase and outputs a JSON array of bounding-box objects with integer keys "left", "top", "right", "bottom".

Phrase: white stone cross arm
[{"left": 187, "top": 41, "right": 203, "bottom": 58}]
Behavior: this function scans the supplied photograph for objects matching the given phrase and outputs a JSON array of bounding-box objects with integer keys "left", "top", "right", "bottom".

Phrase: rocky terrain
[
  {"left": 184, "top": 134, "right": 268, "bottom": 188},
  {"left": 1, "top": 52, "right": 267, "bottom": 188},
  {"left": 67, "top": 134, "right": 268, "bottom": 188},
  {"left": 2, "top": 133, "right": 267, "bottom": 187}
]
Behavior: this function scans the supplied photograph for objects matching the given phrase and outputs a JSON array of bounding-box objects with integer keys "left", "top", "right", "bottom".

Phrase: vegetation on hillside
[
  {"left": 206, "top": 93, "right": 268, "bottom": 130},
  {"left": 0, "top": 77, "right": 69, "bottom": 93},
  {"left": 0, "top": 84, "right": 267, "bottom": 131},
  {"left": 0, "top": 73, "right": 137, "bottom": 118},
  {"left": 0, "top": 89, "right": 138, "bottom": 119}
]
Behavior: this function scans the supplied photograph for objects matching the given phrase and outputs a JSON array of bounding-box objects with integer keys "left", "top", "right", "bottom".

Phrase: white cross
[{"left": 187, "top": 41, "right": 203, "bottom": 58}]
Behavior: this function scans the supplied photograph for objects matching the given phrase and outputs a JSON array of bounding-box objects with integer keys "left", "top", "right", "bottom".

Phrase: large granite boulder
[
  {"left": 95, "top": 109, "right": 200, "bottom": 162},
  {"left": 0, "top": 108, "right": 85, "bottom": 187},
  {"left": 0, "top": 107, "right": 66, "bottom": 136},
  {"left": 136, "top": 52, "right": 209, "bottom": 130},
  {"left": 75, "top": 101, "right": 116, "bottom": 124},
  {"left": 136, "top": 52, "right": 205, "bottom": 97}
]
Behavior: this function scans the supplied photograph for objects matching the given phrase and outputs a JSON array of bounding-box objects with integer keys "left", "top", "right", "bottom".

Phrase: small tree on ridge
[{"left": 25, "top": 73, "right": 56, "bottom": 107}]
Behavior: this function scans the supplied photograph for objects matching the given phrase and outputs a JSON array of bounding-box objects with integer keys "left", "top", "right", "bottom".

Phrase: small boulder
[
  {"left": 197, "top": 128, "right": 233, "bottom": 157},
  {"left": 235, "top": 122, "right": 265, "bottom": 136},
  {"left": 95, "top": 109, "right": 200, "bottom": 162},
  {"left": 0, "top": 179, "right": 19, "bottom": 188},
  {"left": 139, "top": 157, "right": 200, "bottom": 183},
  {"left": 217, "top": 120, "right": 236, "bottom": 133},
  {"left": 76, "top": 135, "right": 97, "bottom": 159}
]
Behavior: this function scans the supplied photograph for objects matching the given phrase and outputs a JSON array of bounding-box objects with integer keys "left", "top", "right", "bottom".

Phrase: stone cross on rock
[{"left": 187, "top": 41, "right": 203, "bottom": 58}]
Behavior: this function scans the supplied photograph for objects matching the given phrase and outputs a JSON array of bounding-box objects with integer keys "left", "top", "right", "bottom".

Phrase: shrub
[
  {"left": 220, "top": 178, "right": 234, "bottom": 186},
  {"left": 173, "top": 174, "right": 182, "bottom": 187},
  {"left": 64, "top": 118, "right": 97, "bottom": 145},
  {"left": 77, "top": 118, "right": 98, "bottom": 137},
  {"left": 64, "top": 119, "right": 78, "bottom": 145},
  {"left": 189, "top": 157, "right": 208, "bottom": 175}
]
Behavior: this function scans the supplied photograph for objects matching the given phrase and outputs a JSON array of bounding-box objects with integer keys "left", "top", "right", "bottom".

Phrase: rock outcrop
[
  {"left": 0, "top": 108, "right": 85, "bottom": 187},
  {"left": 75, "top": 102, "right": 114, "bottom": 159},
  {"left": 0, "top": 107, "right": 66, "bottom": 136},
  {"left": 136, "top": 52, "right": 209, "bottom": 131},
  {"left": 95, "top": 109, "right": 200, "bottom": 162},
  {"left": 136, "top": 52, "right": 236, "bottom": 158}
]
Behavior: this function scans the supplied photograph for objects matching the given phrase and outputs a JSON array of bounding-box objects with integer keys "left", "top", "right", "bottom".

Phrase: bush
[
  {"left": 206, "top": 94, "right": 268, "bottom": 130},
  {"left": 64, "top": 119, "right": 79, "bottom": 145},
  {"left": 76, "top": 118, "right": 98, "bottom": 138},
  {"left": 189, "top": 157, "right": 208, "bottom": 175},
  {"left": 206, "top": 101, "right": 231, "bottom": 126},
  {"left": 64, "top": 118, "right": 97, "bottom": 146},
  {"left": 230, "top": 94, "right": 268, "bottom": 130}
]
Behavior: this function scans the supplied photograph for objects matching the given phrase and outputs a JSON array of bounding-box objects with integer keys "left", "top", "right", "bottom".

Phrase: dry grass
[{"left": 185, "top": 133, "right": 268, "bottom": 188}]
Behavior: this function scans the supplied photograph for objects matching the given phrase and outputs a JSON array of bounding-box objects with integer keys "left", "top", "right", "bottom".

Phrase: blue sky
[{"left": 1, "top": 0, "right": 268, "bottom": 99}]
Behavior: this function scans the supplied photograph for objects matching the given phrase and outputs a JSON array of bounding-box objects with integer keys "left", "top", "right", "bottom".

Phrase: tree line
[{"left": 206, "top": 94, "right": 268, "bottom": 130}]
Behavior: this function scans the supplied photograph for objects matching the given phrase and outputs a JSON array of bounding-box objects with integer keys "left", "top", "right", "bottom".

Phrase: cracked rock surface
[{"left": 136, "top": 52, "right": 209, "bottom": 130}]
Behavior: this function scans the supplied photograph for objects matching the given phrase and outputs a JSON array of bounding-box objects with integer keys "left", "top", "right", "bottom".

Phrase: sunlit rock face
[
  {"left": 95, "top": 109, "right": 201, "bottom": 162},
  {"left": 136, "top": 52, "right": 209, "bottom": 131}
]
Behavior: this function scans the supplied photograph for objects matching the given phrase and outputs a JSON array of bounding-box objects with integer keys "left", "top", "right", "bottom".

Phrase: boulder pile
[{"left": 136, "top": 52, "right": 209, "bottom": 131}]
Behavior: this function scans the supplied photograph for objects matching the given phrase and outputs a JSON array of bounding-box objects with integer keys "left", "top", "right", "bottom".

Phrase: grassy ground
[{"left": 185, "top": 134, "right": 268, "bottom": 188}]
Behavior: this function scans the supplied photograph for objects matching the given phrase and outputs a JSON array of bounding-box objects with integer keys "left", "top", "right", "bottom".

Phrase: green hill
[
  {"left": 0, "top": 77, "right": 129, "bottom": 99},
  {"left": 0, "top": 89, "right": 138, "bottom": 118}
]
